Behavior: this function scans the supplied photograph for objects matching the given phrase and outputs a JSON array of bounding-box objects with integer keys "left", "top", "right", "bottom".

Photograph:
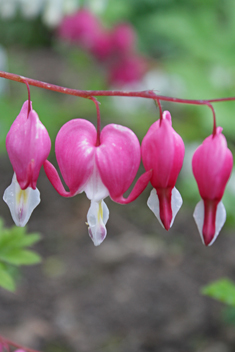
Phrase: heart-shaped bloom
[
  {"left": 44, "top": 119, "right": 151, "bottom": 246},
  {"left": 141, "top": 111, "right": 185, "bottom": 230},
  {"left": 3, "top": 100, "right": 51, "bottom": 226},
  {"left": 192, "top": 127, "right": 233, "bottom": 246}
]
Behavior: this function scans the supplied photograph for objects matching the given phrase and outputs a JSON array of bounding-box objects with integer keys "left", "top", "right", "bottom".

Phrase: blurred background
[{"left": 1, "top": 0, "right": 235, "bottom": 351}]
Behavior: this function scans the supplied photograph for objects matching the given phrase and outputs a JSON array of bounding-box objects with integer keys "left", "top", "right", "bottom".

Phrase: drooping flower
[
  {"left": 44, "top": 119, "right": 151, "bottom": 246},
  {"left": 58, "top": 9, "right": 112, "bottom": 60},
  {"left": 58, "top": 9, "right": 101, "bottom": 46},
  {"left": 3, "top": 100, "right": 51, "bottom": 226},
  {"left": 141, "top": 110, "right": 185, "bottom": 230},
  {"left": 192, "top": 127, "right": 233, "bottom": 246},
  {"left": 110, "top": 23, "right": 136, "bottom": 56},
  {"left": 109, "top": 55, "right": 148, "bottom": 87}
]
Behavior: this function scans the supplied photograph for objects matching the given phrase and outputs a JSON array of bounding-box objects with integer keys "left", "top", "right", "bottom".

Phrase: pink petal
[
  {"left": 192, "top": 127, "right": 233, "bottom": 200},
  {"left": 43, "top": 160, "right": 72, "bottom": 197},
  {"left": 6, "top": 101, "right": 51, "bottom": 189},
  {"left": 142, "top": 111, "right": 185, "bottom": 189},
  {"left": 55, "top": 119, "right": 97, "bottom": 194},
  {"left": 96, "top": 124, "right": 141, "bottom": 199},
  {"left": 113, "top": 169, "right": 152, "bottom": 204}
]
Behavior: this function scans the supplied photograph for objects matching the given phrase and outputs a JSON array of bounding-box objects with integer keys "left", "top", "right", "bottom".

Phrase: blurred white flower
[
  {"left": 210, "top": 65, "right": 234, "bottom": 89},
  {"left": 42, "top": 0, "right": 80, "bottom": 27},
  {"left": 87, "top": 0, "right": 108, "bottom": 14},
  {"left": 142, "top": 69, "right": 186, "bottom": 96},
  {"left": 0, "top": 0, "right": 80, "bottom": 26},
  {"left": 42, "top": 0, "right": 64, "bottom": 27},
  {"left": 19, "top": 0, "right": 44, "bottom": 18},
  {"left": 0, "top": 0, "right": 17, "bottom": 19},
  {"left": 111, "top": 69, "right": 186, "bottom": 114},
  {"left": 63, "top": 0, "right": 79, "bottom": 14}
]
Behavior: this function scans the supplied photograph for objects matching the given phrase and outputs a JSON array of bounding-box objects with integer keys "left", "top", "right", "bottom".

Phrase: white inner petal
[
  {"left": 87, "top": 200, "right": 109, "bottom": 246},
  {"left": 147, "top": 187, "right": 183, "bottom": 228},
  {"left": 193, "top": 200, "right": 226, "bottom": 246},
  {"left": 83, "top": 161, "right": 109, "bottom": 202},
  {"left": 3, "top": 173, "right": 40, "bottom": 227}
]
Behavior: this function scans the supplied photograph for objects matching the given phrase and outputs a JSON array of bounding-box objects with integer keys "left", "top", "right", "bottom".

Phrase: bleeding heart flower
[
  {"left": 141, "top": 110, "right": 185, "bottom": 230},
  {"left": 58, "top": 9, "right": 101, "bottom": 47},
  {"left": 44, "top": 119, "right": 151, "bottom": 246},
  {"left": 111, "top": 23, "right": 136, "bottom": 55},
  {"left": 109, "top": 55, "right": 148, "bottom": 86},
  {"left": 3, "top": 100, "right": 51, "bottom": 226},
  {"left": 58, "top": 9, "right": 112, "bottom": 60},
  {"left": 192, "top": 127, "right": 233, "bottom": 246}
]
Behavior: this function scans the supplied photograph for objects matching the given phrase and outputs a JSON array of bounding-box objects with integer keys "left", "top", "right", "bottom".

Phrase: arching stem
[
  {"left": 154, "top": 99, "right": 163, "bottom": 123},
  {"left": 22, "top": 79, "right": 31, "bottom": 117},
  {"left": 206, "top": 102, "right": 217, "bottom": 137}
]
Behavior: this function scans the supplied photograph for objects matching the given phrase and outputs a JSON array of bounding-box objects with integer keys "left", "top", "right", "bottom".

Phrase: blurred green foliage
[
  {"left": 202, "top": 278, "right": 235, "bottom": 307},
  {"left": 201, "top": 278, "right": 235, "bottom": 327},
  {"left": 0, "top": 219, "right": 41, "bottom": 291},
  {"left": 0, "top": 14, "right": 53, "bottom": 48}
]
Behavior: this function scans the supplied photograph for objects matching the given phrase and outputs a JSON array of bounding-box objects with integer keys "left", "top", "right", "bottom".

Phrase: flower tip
[
  {"left": 193, "top": 200, "right": 226, "bottom": 246},
  {"left": 87, "top": 200, "right": 109, "bottom": 246},
  {"left": 161, "top": 217, "right": 171, "bottom": 231},
  {"left": 3, "top": 173, "right": 40, "bottom": 227},
  {"left": 88, "top": 226, "right": 107, "bottom": 246},
  {"left": 147, "top": 187, "right": 182, "bottom": 230}
]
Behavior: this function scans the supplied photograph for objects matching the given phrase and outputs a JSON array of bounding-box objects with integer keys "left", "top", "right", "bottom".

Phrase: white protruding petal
[
  {"left": 147, "top": 187, "right": 183, "bottom": 228},
  {"left": 147, "top": 188, "right": 163, "bottom": 227},
  {"left": 87, "top": 200, "right": 109, "bottom": 246},
  {"left": 170, "top": 187, "right": 183, "bottom": 227},
  {"left": 193, "top": 200, "right": 226, "bottom": 246},
  {"left": 3, "top": 173, "right": 40, "bottom": 227},
  {"left": 84, "top": 163, "right": 109, "bottom": 202}
]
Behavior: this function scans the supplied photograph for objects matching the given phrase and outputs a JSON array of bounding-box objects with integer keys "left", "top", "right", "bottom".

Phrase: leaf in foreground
[{"left": 201, "top": 278, "right": 235, "bottom": 306}]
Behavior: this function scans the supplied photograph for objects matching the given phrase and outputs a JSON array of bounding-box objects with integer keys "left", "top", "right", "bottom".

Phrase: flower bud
[
  {"left": 192, "top": 127, "right": 233, "bottom": 246},
  {"left": 142, "top": 111, "right": 185, "bottom": 230}
]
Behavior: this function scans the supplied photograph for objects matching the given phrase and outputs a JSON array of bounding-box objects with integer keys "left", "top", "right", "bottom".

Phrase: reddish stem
[
  {"left": 0, "top": 70, "right": 233, "bottom": 104},
  {"left": 206, "top": 103, "right": 217, "bottom": 137},
  {"left": 154, "top": 99, "right": 163, "bottom": 123},
  {"left": 0, "top": 70, "right": 230, "bottom": 129},
  {"left": 90, "top": 97, "right": 101, "bottom": 146},
  {"left": 0, "top": 335, "right": 40, "bottom": 352},
  {"left": 22, "top": 79, "right": 31, "bottom": 117}
]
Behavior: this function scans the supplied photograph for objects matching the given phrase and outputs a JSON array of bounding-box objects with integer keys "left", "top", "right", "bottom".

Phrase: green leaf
[
  {"left": 0, "top": 229, "right": 40, "bottom": 249},
  {"left": 201, "top": 278, "right": 235, "bottom": 306},
  {"left": 0, "top": 249, "right": 41, "bottom": 266},
  {"left": 0, "top": 263, "right": 15, "bottom": 291}
]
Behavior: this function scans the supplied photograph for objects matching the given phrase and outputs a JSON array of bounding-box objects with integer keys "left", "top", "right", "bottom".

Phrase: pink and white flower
[
  {"left": 44, "top": 119, "right": 151, "bottom": 246},
  {"left": 3, "top": 100, "right": 51, "bottom": 226},
  {"left": 192, "top": 127, "right": 233, "bottom": 246},
  {"left": 141, "top": 110, "right": 185, "bottom": 230}
]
